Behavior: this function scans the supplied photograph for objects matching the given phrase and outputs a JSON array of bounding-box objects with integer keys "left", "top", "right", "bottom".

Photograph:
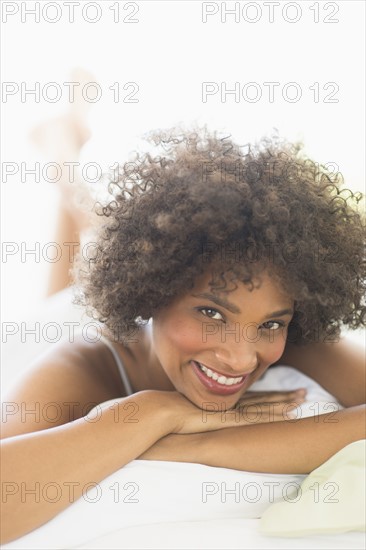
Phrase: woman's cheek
[
  {"left": 166, "top": 320, "right": 204, "bottom": 356},
  {"left": 261, "top": 332, "right": 288, "bottom": 366},
  {"left": 155, "top": 314, "right": 204, "bottom": 359}
]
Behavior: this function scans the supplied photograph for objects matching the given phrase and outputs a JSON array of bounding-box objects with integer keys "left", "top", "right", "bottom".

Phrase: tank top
[{"left": 99, "top": 335, "right": 134, "bottom": 396}]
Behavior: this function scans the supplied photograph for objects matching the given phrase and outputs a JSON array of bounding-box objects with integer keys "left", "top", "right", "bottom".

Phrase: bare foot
[
  {"left": 29, "top": 67, "right": 96, "bottom": 159},
  {"left": 29, "top": 68, "right": 98, "bottom": 231},
  {"left": 29, "top": 113, "right": 91, "bottom": 161}
]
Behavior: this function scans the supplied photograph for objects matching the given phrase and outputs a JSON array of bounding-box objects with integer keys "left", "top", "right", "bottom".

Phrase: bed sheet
[{"left": 74, "top": 518, "right": 365, "bottom": 550}]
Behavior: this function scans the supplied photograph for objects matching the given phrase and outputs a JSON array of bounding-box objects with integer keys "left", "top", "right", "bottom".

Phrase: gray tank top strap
[{"left": 99, "top": 336, "right": 134, "bottom": 396}]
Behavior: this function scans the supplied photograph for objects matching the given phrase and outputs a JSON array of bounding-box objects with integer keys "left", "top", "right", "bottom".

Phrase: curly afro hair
[{"left": 73, "top": 126, "right": 366, "bottom": 345}]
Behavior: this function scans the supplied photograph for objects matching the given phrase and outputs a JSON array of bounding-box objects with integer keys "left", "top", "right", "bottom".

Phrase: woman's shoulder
[
  {"left": 1, "top": 335, "right": 127, "bottom": 439},
  {"left": 66, "top": 333, "right": 129, "bottom": 398}
]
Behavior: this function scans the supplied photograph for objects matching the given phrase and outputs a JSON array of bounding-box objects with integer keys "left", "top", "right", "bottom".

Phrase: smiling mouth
[{"left": 194, "top": 361, "right": 248, "bottom": 387}]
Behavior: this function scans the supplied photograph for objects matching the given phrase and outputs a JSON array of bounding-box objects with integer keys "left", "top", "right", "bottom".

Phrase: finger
[
  {"left": 233, "top": 404, "right": 302, "bottom": 424},
  {"left": 234, "top": 401, "right": 304, "bottom": 419},
  {"left": 235, "top": 397, "right": 306, "bottom": 410},
  {"left": 244, "top": 389, "right": 307, "bottom": 398},
  {"left": 238, "top": 390, "right": 306, "bottom": 404}
]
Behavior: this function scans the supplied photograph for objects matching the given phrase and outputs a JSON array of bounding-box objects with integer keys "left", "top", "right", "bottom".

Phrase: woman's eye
[
  {"left": 199, "top": 308, "right": 224, "bottom": 321},
  {"left": 261, "top": 321, "right": 284, "bottom": 331}
]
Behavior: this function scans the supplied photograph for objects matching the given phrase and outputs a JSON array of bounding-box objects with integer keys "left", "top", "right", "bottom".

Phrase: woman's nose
[{"left": 213, "top": 342, "right": 258, "bottom": 375}]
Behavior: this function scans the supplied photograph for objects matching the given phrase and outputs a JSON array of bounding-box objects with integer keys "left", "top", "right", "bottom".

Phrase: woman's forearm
[
  {"left": 198, "top": 405, "right": 365, "bottom": 473},
  {"left": 1, "top": 392, "right": 174, "bottom": 544},
  {"left": 138, "top": 405, "right": 366, "bottom": 474}
]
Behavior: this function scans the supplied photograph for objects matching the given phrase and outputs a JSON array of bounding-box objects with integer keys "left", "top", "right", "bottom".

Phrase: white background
[{"left": 1, "top": 1, "right": 365, "bottom": 340}]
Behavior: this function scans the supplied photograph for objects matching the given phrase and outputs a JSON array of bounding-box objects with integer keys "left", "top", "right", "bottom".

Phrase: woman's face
[{"left": 151, "top": 269, "right": 294, "bottom": 410}]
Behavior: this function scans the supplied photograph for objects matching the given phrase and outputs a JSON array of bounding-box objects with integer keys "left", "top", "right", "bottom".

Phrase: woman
[{"left": 1, "top": 120, "right": 365, "bottom": 544}]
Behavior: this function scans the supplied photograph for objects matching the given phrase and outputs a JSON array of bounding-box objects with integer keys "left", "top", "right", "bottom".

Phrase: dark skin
[{"left": 137, "top": 336, "right": 365, "bottom": 464}]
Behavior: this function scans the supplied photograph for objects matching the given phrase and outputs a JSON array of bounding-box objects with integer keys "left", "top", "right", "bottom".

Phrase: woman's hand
[
  {"left": 232, "top": 389, "right": 307, "bottom": 423},
  {"left": 88, "top": 388, "right": 307, "bottom": 437},
  {"left": 151, "top": 388, "right": 307, "bottom": 435},
  {"left": 137, "top": 389, "right": 307, "bottom": 462}
]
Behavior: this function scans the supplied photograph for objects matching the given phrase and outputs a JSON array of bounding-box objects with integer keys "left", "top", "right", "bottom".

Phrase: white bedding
[{"left": 74, "top": 519, "right": 365, "bottom": 550}]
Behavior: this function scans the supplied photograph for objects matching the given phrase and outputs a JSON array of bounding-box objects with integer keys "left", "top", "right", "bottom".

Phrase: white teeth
[{"left": 198, "top": 363, "right": 243, "bottom": 386}]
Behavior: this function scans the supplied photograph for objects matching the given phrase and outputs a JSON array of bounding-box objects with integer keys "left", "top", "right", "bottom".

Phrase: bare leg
[
  {"left": 30, "top": 69, "right": 95, "bottom": 297},
  {"left": 46, "top": 204, "right": 84, "bottom": 297}
]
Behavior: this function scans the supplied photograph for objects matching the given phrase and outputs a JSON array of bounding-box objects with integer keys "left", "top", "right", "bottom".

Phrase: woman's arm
[
  {"left": 1, "top": 392, "right": 177, "bottom": 544},
  {"left": 138, "top": 405, "right": 366, "bottom": 474},
  {"left": 3, "top": 383, "right": 291, "bottom": 543},
  {"left": 273, "top": 337, "right": 365, "bottom": 407}
]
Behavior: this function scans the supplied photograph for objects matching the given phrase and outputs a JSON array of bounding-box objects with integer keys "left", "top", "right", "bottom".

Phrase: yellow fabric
[{"left": 260, "top": 440, "right": 366, "bottom": 537}]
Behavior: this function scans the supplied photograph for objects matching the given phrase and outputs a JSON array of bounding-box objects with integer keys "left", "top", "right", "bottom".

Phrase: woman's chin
[{"left": 184, "top": 389, "right": 239, "bottom": 412}]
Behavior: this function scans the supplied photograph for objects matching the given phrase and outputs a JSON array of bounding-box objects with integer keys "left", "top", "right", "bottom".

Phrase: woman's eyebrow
[
  {"left": 266, "top": 308, "right": 294, "bottom": 318},
  {"left": 191, "top": 293, "right": 241, "bottom": 314},
  {"left": 191, "top": 293, "right": 294, "bottom": 318}
]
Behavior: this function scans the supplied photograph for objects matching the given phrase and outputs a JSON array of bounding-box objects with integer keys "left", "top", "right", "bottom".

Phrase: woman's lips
[{"left": 191, "top": 360, "right": 250, "bottom": 395}]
